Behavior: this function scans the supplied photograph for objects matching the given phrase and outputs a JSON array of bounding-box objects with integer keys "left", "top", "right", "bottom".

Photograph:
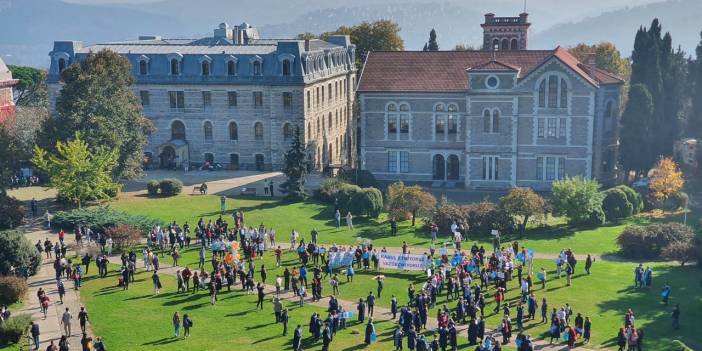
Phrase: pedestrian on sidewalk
[
  {"left": 58, "top": 335, "right": 70, "bottom": 351},
  {"left": 61, "top": 307, "right": 72, "bottom": 336},
  {"left": 57, "top": 280, "right": 65, "bottom": 304},
  {"left": 40, "top": 294, "right": 50, "bottom": 319},
  {"left": 29, "top": 321, "right": 40, "bottom": 350},
  {"left": 78, "top": 306, "right": 89, "bottom": 334}
]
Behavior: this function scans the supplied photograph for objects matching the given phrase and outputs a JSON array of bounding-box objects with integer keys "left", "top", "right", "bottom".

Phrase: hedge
[
  {"left": 602, "top": 188, "right": 633, "bottom": 220},
  {"left": 159, "top": 178, "right": 183, "bottom": 196},
  {"left": 614, "top": 185, "right": 643, "bottom": 214},
  {"left": 0, "top": 231, "right": 42, "bottom": 277},
  {"left": 146, "top": 180, "right": 160, "bottom": 196},
  {"left": 52, "top": 206, "right": 161, "bottom": 233},
  {"left": 0, "top": 276, "right": 28, "bottom": 305},
  {"left": 0, "top": 314, "right": 32, "bottom": 344},
  {"left": 347, "top": 187, "right": 383, "bottom": 218},
  {"left": 617, "top": 223, "right": 696, "bottom": 259}
]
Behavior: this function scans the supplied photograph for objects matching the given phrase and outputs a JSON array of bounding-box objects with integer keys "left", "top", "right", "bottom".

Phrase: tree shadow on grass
[
  {"left": 595, "top": 264, "right": 702, "bottom": 350},
  {"left": 141, "top": 337, "right": 180, "bottom": 346}
]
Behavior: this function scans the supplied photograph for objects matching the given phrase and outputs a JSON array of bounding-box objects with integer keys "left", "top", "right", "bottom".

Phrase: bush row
[
  {"left": 430, "top": 200, "right": 514, "bottom": 235},
  {"left": 617, "top": 223, "right": 697, "bottom": 263},
  {"left": 0, "top": 314, "right": 32, "bottom": 344},
  {"left": 52, "top": 206, "right": 161, "bottom": 233},
  {"left": 146, "top": 178, "right": 183, "bottom": 196},
  {"left": 314, "top": 179, "right": 383, "bottom": 218}
]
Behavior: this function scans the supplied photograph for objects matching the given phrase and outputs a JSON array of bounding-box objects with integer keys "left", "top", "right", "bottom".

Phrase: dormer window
[
  {"left": 58, "top": 58, "right": 67, "bottom": 73},
  {"left": 252, "top": 60, "right": 262, "bottom": 76},
  {"left": 282, "top": 59, "right": 291, "bottom": 76},
  {"left": 198, "top": 55, "right": 212, "bottom": 77},
  {"left": 170, "top": 59, "right": 179, "bottom": 75},
  {"left": 139, "top": 60, "right": 148, "bottom": 75},
  {"left": 227, "top": 60, "right": 237, "bottom": 76},
  {"left": 201, "top": 61, "right": 210, "bottom": 76}
]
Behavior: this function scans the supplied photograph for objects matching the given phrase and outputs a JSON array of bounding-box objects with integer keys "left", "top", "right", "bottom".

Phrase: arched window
[
  {"left": 254, "top": 122, "right": 264, "bottom": 140},
  {"left": 447, "top": 155, "right": 460, "bottom": 180},
  {"left": 227, "top": 60, "right": 237, "bottom": 76},
  {"left": 283, "top": 123, "right": 293, "bottom": 140},
  {"left": 203, "top": 121, "right": 213, "bottom": 141},
  {"left": 492, "top": 39, "right": 500, "bottom": 51},
  {"left": 501, "top": 38, "right": 509, "bottom": 51},
  {"left": 538, "top": 75, "right": 569, "bottom": 108},
  {"left": 483, "top": 110, "right": 491, "bottom": 133},
  {"left": 432, "top": 154, "right": 445, "bottom": 180},
  {"left": 171, "top": 120, "right": 186, "bottom": 140},
  {"left": 510, "top": 38, "right": 518, "bottom": 50},
  {"left": 170, "top": 59, "right": 179, "bottom": 75},
  {"left": 605, "top": 101, "right": 615, "bottom": 133},
  {"left": 58, "top": 58, "right": 66, "bottom": 73},
  {"left": 228, "top": 122, "right": 238, "bottom": 141},
  {"left": 139, "top": 60, "right": 148, "bottom": 75},
  {"left": 201, "top": 61, "right": 210, "bottom": 76},
  {"left": 255, "top": 154, "right": 264, "bottom": 171},
  {"left": 282, "top": 59, "right": 291, "bottom": 76},
  {"left": 252, "top": 61, "right": 262, "bottom": 76},
  {"left": 492, "top": 110, "right": 500, "bottom": 133}
]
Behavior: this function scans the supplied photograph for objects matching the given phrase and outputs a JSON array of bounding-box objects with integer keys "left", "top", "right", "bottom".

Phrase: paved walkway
[{"left": 18, "top": 227, "right": 95, "bottom": 351}]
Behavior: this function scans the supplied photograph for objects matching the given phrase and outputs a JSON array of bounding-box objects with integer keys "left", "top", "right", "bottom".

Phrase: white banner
[
  {"left": 328, "top": 251, "right": 355, "bottom": 268},
  {"left": 379, "top": 252, "right": 430, "bottom": 271}
]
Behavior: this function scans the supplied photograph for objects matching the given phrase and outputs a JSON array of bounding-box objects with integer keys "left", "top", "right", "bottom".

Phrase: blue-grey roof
[{"left": 78, "top": 43, "right": 278, "bottom": 55}]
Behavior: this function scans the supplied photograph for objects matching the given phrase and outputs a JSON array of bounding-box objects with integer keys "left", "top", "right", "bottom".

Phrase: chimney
[{"left": 484, "top": 13, "right": 495, "bottom": 23}]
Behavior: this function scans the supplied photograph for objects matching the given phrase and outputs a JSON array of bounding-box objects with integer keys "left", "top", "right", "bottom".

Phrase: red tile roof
[
  {"left": 468, "top": 59, "right": 520, "bottom": 72},
  {"left": 357, "top": 47, "right": 624, "bottom": 92}
]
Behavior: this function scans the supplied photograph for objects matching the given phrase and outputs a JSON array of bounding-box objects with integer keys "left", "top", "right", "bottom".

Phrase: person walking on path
[
  {"left": 29, "top": 321, "right": 40, "bottom": 350},
  {"left": 78, "top": 306, "right": 89, "bottom": 334},
  {"left": 61, "top": 307, "right": 73, "bottom": 336},
  {"left": 152, "top": 271, "right": 162, "bottom": 294},
  {"left": 346, "top": 212, "right": 354, "bottom": 230}
]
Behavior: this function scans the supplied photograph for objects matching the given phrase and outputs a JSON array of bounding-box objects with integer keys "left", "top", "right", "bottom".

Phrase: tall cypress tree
[
  {"left": 690, "top": 32, "right": 702, "bottom": 138},
  {"left": 620, "top": 84, "right": 656, "bottom": 175},
  {"left": 427, "top": 29, "right": 439, "bottom": 51},
  {"left": 280, "top": 127, "right": 309, "bottom": 201}
]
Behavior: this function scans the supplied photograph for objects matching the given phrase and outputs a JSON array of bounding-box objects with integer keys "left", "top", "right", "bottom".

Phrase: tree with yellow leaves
[
  {"left": 648, "top": 157, "right": 684, "bottom": 202},
  {"left": 387, "top": 181, "right": 436, "bottom": 226}
]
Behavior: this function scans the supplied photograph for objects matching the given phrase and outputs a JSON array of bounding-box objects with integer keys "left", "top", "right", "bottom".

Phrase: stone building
[
  {"left": 47, "top": 23, "right": 357, "bottom": 171},
  {"left": 0, "top": 57, "right": 18, "bottom": 125},
  {"left": 357, "top": 13, "right": 624, "bottom": 190}
]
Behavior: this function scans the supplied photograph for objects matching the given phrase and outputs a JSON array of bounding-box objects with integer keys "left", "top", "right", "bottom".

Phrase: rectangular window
[
  {"left": 387, "top": 114, "right": 397, "bottom": 134},
  {"left": 254, "top": 91, "right": 263, "bottom": 108},
  {"left": 559, "top": 118, "right": 567, "bottom": 138},
  {"left": 482, "top": 156, "right": 499, "bottom": 180},
  {"left": 435, "top": 116, "right": 445, "bottom": 138},
  {"left": 388, "top": 151, "right": 398, "bottom": 172},
  {"left": 537, "top": 118, "right": 545, "bottom": 138},
  {"left": 400, "top": 114, "right": 409, "bottom": 134},
  {"left": 321, "top": 88, "right": 324, "bottom": 104},
  {"left": 548, "top": 157, "right": 557, "bottom": 180},
  {"left": 139, "top": 91, "right": 150, "bottom": 107},
  {"left": 547, "top": 118, "right": 557, "bottom": 138},
  {"left": 447, "top": 115, "right": 457, "bottom": 134},
  {"left": 202, "top": 91, "right": 211, "bottom": 109},
  {"left": 283, "top": 92, "right": 293, "bottom": 109},
  {"left": 169, "top": 91, "right": 184, "bottom": 110},
  {"left": 558, "top": 157, "right": 566, "bottom": 179},
  {"left": 536, "top": 157, "right": 543, "bottom": 180},
  {"left": 306, "top": 91, "right": 310, "bottom": 110},
  {"left": 228, "top": 91, "right": 238, "bottom": 107},
  {"left": 316, "top": 87, "right": 320, "bottom": 106},
  {"left": 400, "top": 151, "right": 409, "bottom": 173}
]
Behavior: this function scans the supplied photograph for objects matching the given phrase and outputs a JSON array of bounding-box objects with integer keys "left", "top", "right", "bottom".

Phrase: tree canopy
[
  {"left": 0, "top": 125, "right": 18, "bottom": 195},
  {"left": 32, "top": 132, "right": 120, "bottom": 208},
  {"left": 620, "top": 84, "right": 656, "bottom": 175},
  {"left": 648, "top": 157, "right": 684, "bottom": 202},
  {"left": 7, "top": 65, "right": 47, "bottom": 107},
  {"left": 499, "top": 187, "right": 546, "bottom": 236},
  {"left": 43, "top": 50, "right": 153, "bottom": 180},
  {"left": 424, "top": 28, "right": 439, "bottom": 51},
  {"left": 568, "top": 42, "right": 630, "bottom": 80},
  {"left": 551, "top": 176, "right": 605, "bottom": 225},
  {"left": 387, "top": 181, "right": 436, "bottom": 226},
  {"left": 280, "top": 127, "right": 309, "bottom": 201}
]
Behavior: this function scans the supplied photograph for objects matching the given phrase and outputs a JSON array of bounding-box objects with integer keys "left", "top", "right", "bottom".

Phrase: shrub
[
  {"left": 661, "top": 241, "right": 698, "bottom": 266},
  {"left": 387, "top": 182, "right": 437, "bottom": 226},
  {"left": 602, "top": 188, "right": 633, "bottom": 220},
  {"left": 0, "top": 276, "right": 28, "bottom": 305},
  {"left": 159, "top": 178, "right": 183, "bottom": 196},
  {"left": 105, "top": 224, "right": 144, "bottom": 251},
  {"left": 0, "top": 314, "right": 32, "bottom": 344},
  {"left": 614, "top": 185, "right": 643, "bottom": 214},
  {"left": 617, "top": 223, "right": 696, "bottom": 259},
  {"left": 670, "top": 191, "right": 689, "bottom": 210},
  {"left": 347, "top": 187, "right": 383, "bottom": 218},
  {"left": 336, "top": 183, "right": 363, "bottom": 208},
  {"left": 0, "top": 195, "right": 26, "bottom": 229},
  {"left": 499, "top": 187, "right": 546, "bottom": 235},
  {"left": 337, "top": 168, "right": 378, "bottom": 188},
  {"left": 53, "top": 206, "right": 161, "bottom": 233},
  {"left": 431, "top": 198, "right": 470, "bottom": 233},
  {"left": 585, "top": 206, "right": 606, "bottom": 226},
  {"left": 146, "top": 180, "right": 160, "bottom": 196},
  {"left": 314, "top": 178, "right": 348, "bottom": 203},
  {"left": 464, "top": 201, "right": 514, "bottom": 234},
  {"left": 551, "top": 176, "right": 604, "bottom": 225},
  {"left": 0, "top": 231, "right": 42, "bottom": 277}
]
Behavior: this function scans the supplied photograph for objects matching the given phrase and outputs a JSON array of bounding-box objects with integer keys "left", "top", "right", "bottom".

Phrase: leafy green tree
[
  {"left": 689, "top": 32, "right": 702, "bottom": 138},
  {"left": 7, "top": 65, "right": 47, "bottom": 107},
  {"left": 32, "top": 132, "right": 120, "bottom": 208},
  {"left": 620, "top": 84, "right": 656, "bottom": 175},
  {"left": 568, "top": 42, "right": 630, "bottom": 80},
  {"left": 499, "top": 187, "right": 546, "bottom": 237},
  {"left": 0, "top": 230, "right": 42, "bottom": 276},
  {"left": 43, "top": 50, "right": 153, "bottom": 180},
  {"left": 425, "top": 29, "right": 439, "bottom": 51},
  {"left": 453, "top": 44, "right": 477, "bottom": 51},
  {"left": 280, "top": 127, "right": 309, "bottom": 201},
  {"left": 387, "top": 181, "right": 436, "bottom": 226},
  {"left": 551, "top": 176, "right": 605, "bottom": 225},
  {"left": 0, "top": 125, "right": 18, "bottom": 195}
]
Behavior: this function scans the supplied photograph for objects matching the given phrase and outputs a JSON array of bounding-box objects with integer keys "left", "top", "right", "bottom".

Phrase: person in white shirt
[{"left": 60, "top": 308, "right": 72, "bottom": 336}]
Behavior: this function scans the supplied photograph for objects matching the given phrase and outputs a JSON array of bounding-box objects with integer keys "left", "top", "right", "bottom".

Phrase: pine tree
[
  {"left": 620, "top": 84, "right": 656, "bottom": 176},
  {"left": 422, "top": 43, "right": 429, "bottom": 51},
  {"left": 427, "top": 29, "right": 439, "bottom": 51},
  {"left": 280, "top": 127, "right": 309, "bottom": 201}
]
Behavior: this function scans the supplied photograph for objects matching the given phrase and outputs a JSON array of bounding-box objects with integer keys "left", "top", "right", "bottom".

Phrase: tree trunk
[
  {"left": 520, "top": 215, "right": 529, "bottom": 238},
  {"left": 411, "top": 210, "right": 417, "bottom": 226}
]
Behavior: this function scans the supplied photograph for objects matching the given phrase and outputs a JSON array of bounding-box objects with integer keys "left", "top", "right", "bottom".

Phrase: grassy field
[{"left": 110, "top": 194, "right": 694, "bottom": 256}]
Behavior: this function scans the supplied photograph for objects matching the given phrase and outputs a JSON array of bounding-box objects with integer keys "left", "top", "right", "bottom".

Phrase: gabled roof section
[
  {"left": 357, "top": 48, "right": 625, "bottom": 93},
  {"left": 467, "top": 59, "right": 520, "bottom": 72}
]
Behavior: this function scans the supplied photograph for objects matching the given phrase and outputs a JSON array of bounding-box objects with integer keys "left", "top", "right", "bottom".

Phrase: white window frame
[{"left": 482, "top": 156, "right": 499, "bottom": 180}]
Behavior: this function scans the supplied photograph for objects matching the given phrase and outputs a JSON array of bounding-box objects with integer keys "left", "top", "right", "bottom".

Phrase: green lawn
[{"left": 110, "top": 194, "right": 692, "bottom": 256}]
